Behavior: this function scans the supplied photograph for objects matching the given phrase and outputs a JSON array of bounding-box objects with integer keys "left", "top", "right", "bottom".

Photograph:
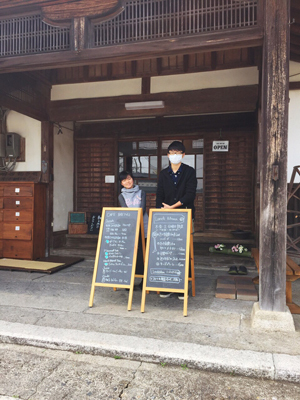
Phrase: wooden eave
[{"left": 0, "top": 27, "right": 263, "bottom": 75}]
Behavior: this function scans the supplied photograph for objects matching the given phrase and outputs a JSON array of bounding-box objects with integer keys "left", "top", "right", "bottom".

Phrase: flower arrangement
[
  {"left": 209, "top": 243, "right": 251, "bottom": 257},
  {"left": 231, "top": 244, "right": 248, "bottom": 254},
  {"left": 214, "top": 243, "right": 226, "bottom": 251}
]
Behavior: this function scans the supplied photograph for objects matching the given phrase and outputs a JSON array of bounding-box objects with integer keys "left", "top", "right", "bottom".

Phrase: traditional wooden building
[{"left": 0, "top": 0, "right": 298, "bottom": 328}]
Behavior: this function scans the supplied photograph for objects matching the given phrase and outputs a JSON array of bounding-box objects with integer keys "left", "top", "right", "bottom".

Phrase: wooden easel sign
[
  {"left": 141, "top": 209, "right": 195, "bottom": 317},
  {"left": 89, "top": 208, "right": 144, "bottom": 311}
]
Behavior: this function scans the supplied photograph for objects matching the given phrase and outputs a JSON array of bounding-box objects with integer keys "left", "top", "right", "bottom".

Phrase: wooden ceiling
[{"left": 291, "top": 0, "right": 300, "bottom": 63}]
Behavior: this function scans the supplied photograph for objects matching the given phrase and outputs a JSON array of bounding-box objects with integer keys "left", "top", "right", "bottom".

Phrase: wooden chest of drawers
[{"left": 0, "top": 182, "right": 46, "bottom": 260}]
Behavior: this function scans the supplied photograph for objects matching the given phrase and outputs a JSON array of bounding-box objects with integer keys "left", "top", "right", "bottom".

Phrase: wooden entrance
[{"left": 74, "top": 115, "right": 256, "bottom": 234}]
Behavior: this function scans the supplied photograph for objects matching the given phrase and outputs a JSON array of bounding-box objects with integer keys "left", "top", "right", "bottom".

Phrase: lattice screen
[
  {"left": 0, "top": 14, "right": 70, "bottom": 57},
  {"left": 94, "top": 0, "right": 257, "bottom": 47}
]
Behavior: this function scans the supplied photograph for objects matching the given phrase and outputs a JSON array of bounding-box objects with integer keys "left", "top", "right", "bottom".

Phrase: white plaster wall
[
  {"left": 288, "top": 90, "right": 300, "bottom": 182},
  {"left": 289, "top": 61, "right": 300, "bottom": 82},
  {"left": 51, "top": 68, "right": 258, "bottom": 101},
  {"left": 6, "top": 111, "right": 41, "bottom": 171},
  {"left": 53, "top": 122, "right": 74, "bottom": 231},
  {"left": 51, "top": 78, "right": 142, "bottom": 100},
  {"left": 151, "top": 67, "right": 259, "bottom": 93}
]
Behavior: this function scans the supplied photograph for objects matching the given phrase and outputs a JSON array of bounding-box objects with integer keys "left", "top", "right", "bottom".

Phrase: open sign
[{"left": 212, "top": 141, "right": 229, "bottom": 152}]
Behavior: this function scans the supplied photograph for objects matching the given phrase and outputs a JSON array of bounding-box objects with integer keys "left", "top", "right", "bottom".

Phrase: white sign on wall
[
  {"left": 212, "top": 141, "right": 229, "bottom": 152},
  {"left": 105, "top": 175, "right": 115, "bottom": 183}
]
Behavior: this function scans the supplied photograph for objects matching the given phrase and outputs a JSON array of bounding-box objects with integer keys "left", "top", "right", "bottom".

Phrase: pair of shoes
[
  {"left": 159, "top": 292, "right": 173, "bottom": 298},
  {"left": 227, "top": 266, "right": 248, "bottom": 275}
]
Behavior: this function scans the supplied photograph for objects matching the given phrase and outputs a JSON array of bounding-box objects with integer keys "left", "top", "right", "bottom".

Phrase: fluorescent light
[{"left": 125, "top": 101, "right": 165, "bottom": 110}]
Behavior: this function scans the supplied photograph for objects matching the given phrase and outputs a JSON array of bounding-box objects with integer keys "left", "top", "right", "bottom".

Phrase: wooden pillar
[
  {"left": 259, "top": 0, "right": 290, "bottom": 311},
  {"left": 41, "top": 121, "right": 54, "bottom": 257}
]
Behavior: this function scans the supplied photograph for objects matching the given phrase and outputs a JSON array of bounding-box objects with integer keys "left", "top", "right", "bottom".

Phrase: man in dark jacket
[
  {"left": 156, "top": 141, "right": 197, "bottom": 218},
  {"left": 156, "top": 140, "right": 197, "bottom": 299}
]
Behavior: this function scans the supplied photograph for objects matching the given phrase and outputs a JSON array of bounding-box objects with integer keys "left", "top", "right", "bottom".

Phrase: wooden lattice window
[
  {"left": 93, "top": 0, "right": 258, "bottom": 47},
  {"left": 0, "top": 14, "right": 70, "bottom": 57}
]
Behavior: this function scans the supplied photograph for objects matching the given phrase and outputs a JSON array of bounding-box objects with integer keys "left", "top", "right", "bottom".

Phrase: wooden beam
[
  {"left": 141, "top": 77, "right": 151, "bottom": 95},
  {"left": 74, "top": 112, "right": 256, "bottom": 139},
  {"left": 289, "top": 81, "right": 300, "bottom": 90},
  {"left": 49, "top": 85, "right": 259, "bottom": 122},
  {"left": 259, "top": 0, "right": 290, "bottom": 312},
  {"left": 0, "top": 28, "right": 263, "bottom": 74}
]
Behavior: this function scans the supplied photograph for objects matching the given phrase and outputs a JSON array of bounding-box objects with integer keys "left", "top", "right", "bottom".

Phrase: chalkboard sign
[
  {"left": 87, "top": 213, "right": 101, "bottom": 234},
  {"left": 141, "top": 209, "right": 193, "bottom": 316},
  {"left": 89, "top": 208, "right": 144, "bottom": 311}
]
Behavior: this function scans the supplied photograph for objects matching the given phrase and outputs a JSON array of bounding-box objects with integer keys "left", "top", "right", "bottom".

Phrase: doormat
[
  {"left": 0, "top": 256, "right": 84, "bottom": 274},
  {"left": 215, "top": 276, "right": 258, "bottom": 301}
]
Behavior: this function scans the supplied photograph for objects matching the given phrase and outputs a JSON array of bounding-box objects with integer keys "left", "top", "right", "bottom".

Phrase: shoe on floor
[
  {"left": 238, "top": 266, "right": 248, "bottom": 275},
  {"left": 228, "top": 266, "right": 238, "bottom": 275},
  {"left": 159, "top": 292, "right": 173, "bottom": 298},
  {"left": 178, "top": 294, "right": 188, "bottom": 300}
]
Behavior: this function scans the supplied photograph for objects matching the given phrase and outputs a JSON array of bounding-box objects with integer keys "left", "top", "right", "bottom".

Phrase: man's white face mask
[{"left": 168, "top": 153, "right": 183, "bottom": 165}]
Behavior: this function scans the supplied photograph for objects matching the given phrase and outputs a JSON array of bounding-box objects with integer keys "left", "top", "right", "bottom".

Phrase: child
[{"left": 118, "top": 171, "right": 148, "bottom": 284}]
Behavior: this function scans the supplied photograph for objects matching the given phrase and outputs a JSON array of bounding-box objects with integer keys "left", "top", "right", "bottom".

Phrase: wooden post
[
  {"left": 41, "top": 121, "right": 54, "bottom": 257},
  {"left": 259, "top": 0, "right": 290, "bottom": 312}
]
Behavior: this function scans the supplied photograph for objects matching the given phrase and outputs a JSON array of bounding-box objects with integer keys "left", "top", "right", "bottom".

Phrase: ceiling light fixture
[{"left": 125, "top": 100, "right": 165, "bottom": 110}]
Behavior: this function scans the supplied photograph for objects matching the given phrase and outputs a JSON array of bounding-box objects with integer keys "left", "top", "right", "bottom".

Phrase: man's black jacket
[{"left": 156, "top": 163, "right": 197, "bottom": 219}]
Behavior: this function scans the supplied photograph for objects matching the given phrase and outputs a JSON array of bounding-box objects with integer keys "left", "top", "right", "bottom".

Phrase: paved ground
[
  {"left": 1, "top": 343, "right": 300, "bottom": 400},
  {"left": 0, "top": 249, "right": 300, "bottom": 385}
]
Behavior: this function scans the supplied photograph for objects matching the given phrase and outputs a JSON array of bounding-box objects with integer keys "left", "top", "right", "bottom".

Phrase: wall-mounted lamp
[{"left": 125, "top": 100, "right": 165, "bottom": 110}]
